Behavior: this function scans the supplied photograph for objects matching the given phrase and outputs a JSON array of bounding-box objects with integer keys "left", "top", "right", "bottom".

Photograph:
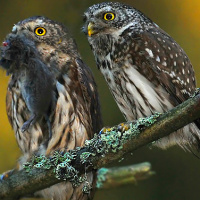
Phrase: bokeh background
[{"left": 0, "top": 0, "right": 200, "bottom": 199}]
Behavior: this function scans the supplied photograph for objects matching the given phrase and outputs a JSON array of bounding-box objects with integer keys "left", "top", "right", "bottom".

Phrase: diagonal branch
[{"left": 0, "top": 93, "right": 200, "bottom": 200}]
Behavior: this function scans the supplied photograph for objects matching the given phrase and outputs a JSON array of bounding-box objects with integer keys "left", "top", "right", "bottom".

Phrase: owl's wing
[
  {"left": 76, "top": 58, "right": 103, "bottom": 134},
  {"left": 130, "top": 26, "right": 196, "bottom": 105}
]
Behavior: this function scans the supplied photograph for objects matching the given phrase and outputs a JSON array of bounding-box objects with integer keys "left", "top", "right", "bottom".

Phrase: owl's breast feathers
[{"left": 93, "top": 24, "right": 196, "bottom": 114}]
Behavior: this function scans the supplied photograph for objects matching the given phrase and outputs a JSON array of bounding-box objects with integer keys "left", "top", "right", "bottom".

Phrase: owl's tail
[{"left": 154, "top": 122, "right": 200, "bottom": 154}]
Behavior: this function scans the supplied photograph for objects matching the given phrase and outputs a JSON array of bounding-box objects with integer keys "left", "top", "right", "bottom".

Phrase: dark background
[{"left": 0, "top": 0, "right": 200, "bottom": 200}]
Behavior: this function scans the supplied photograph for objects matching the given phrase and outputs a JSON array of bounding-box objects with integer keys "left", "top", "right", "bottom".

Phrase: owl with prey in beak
[{"left": 0, "top": 16, "right": 102, "bottom": 200}]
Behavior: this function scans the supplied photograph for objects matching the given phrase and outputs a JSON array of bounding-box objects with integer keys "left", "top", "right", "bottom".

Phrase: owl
[
  {"left": 83, "top": 2, "right": 200, "bottom": 150},
  {"left": 0, "top": 16, "right": 102, "bottom": 200}
]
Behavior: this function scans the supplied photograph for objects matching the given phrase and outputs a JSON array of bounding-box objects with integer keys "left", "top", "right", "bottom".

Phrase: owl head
[
  {"left": 9, "top": 16, "right": 73, "bottom": 47},
  {"left": 83, "top": 2, "right": 153, "bottom": 37},
  {"left": 1, "top": 16, "right": 78, "bottom": 61},
  {"left": 0, "top": 16, "right": 78, "bottom": 73}
]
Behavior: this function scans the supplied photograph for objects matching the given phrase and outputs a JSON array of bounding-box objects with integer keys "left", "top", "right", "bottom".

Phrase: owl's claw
[
  {"left": 117, "top": 123, "right": 130, "bottom": 132},
  {"left": 21, "top": 114, "right": 36, "bottom": 133},
  {"left": 99, "top": 127, "right": 112, "bottom": 135},
  {"left": 1, "top": 173, "right": 8, "bottom": 181},
  {"left": 99, "top": 123, "right": 130, "bottom": 135},
  {"left": 21, "top": 121, "right": 31, "bottom": 132},
  {"left": 0, "top": 169, "right": 14, "bottom": 181}
]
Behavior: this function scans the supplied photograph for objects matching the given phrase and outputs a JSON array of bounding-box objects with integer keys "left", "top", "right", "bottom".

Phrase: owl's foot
[
  {"left": 99, "top": 127, "right": 112, "bottom": 135},
  {"left": 21, "top": 121, "right": 31, "bottom": 132},
  {"left": 99, "top": 123, "right": 130, "bottom": 135},
  {"left": 117, "top": 123, "right": 130, "bottom": 132},
  {"left": 0, "top": 169, "right": 15, "bottom": 181},
  {"left": 21, "top": 114, "right": 36, "bottom": 133}
]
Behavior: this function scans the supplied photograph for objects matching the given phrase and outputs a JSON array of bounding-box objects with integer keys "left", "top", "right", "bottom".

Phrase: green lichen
[
  {"left": 23, "top": 113, "right": 161, "bottom": 193},
  {"left": 82, "top": 180, "right": 92, "bottom": 193},
  {"left": 23, "top": 151, "right": 85, "bottom": 188},
  {"left": 80, "top": 152, "right": 93, "bottom": 164},
  {"left": 84, "top": 112, "right": 161, "bottom": 157},
  {"left": 96, "top": 168, "right": 109, "bottom": 189}
]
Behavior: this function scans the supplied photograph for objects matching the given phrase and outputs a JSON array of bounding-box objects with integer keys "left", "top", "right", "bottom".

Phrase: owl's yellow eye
[
  {"left": 104, "top": 13, "right": 115, "bottom": 21},
  {"left": 34, "top": 27, "right": 46, "bottom": 36}
]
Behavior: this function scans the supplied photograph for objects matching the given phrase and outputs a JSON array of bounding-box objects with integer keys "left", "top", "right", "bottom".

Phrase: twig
[{"left": 96, "top": 162, "right": 154, "bottom": 189}]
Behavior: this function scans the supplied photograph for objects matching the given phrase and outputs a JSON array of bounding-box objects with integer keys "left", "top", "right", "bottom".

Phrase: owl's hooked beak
[{"left": 87, "top": 22, "right": 96, "bottom": 37}]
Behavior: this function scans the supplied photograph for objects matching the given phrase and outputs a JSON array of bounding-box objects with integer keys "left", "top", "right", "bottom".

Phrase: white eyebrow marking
[
  {"left": 93, "top": 6, "right": 112, "bottom": 16},
  {"left": 36, "top": 19, "right": 44, "bottom": 24},
  {"left": 12, "top": 25, "right": 17, "bottom": 32}
]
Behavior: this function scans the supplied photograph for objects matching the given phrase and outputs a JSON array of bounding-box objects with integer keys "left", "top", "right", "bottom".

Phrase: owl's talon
[
  {"left": 21, "top": 115, "right": 36, "bottom": 133},
  {"left": 99, "top": 130, "right": 103, "bottom": 135},
  {"left": 0, "top": 174, "right": 5, "bottom": 181},
  {"left": 99, "top": 127, "right": 112, "bottom": 135},
  {"left": 1, "top": 174, "right": 8, "bottom": 181},
  {"left": 21, "top": 121, "right": 30, "bottom": 133},
  {"left": 117, "top": 123, "right": 130, "bottom": 132},
  {"left": 0, "top": 170, "right": 14, "bottom": 181}
]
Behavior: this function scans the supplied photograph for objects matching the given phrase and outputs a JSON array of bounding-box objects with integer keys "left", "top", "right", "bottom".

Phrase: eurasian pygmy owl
[
  {"left": 0, "top": 16, "right": 102, "bottom": 200},
  {"left": 83, "top": 2, "right": 200, "bottom": 150}
]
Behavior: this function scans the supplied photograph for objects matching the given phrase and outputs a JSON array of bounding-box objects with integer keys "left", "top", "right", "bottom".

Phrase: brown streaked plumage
[
  {"left": 1, "top": 16, "right": 102, "bottom": 200},
  {"left": 83, "top": 2, "right": 200, "bottom": 150}
]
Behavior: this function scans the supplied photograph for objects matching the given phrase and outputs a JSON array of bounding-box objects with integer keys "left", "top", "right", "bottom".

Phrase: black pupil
[
  {"left": 106, "top": 14, "right": 113, "bottom": 20},
  {"left": 38, "top": 28, "right": 43, "bottom": 34}
]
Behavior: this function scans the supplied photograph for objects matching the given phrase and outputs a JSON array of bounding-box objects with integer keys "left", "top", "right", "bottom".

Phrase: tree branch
[
  {"left": 96, "top": 162, "right": 154, "bottom": 189},
  {"left": 0, "top": 93, "right": 200, "bottom": 200}
]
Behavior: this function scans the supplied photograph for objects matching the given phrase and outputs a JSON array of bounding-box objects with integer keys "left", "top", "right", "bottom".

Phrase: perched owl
[
  {"left": 0, "top": 16, "right": 102, "bottom": 200},
  {"left": 83, "top": 2, "right": 200, "bottom": 150}
]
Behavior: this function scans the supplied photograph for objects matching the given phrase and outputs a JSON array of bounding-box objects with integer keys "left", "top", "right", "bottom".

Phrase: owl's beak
[{"left": 87, "top": 22, "right": 96, "bottom": 37}]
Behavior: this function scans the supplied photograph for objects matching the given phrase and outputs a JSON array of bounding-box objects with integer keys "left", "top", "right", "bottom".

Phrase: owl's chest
[{"left": 100, "top": 56, "right": 174, "bottom": 120}]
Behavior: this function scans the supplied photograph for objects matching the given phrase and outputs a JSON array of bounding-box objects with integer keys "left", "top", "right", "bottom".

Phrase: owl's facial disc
[
  {"left": 84, "top": 2, "right": 149, "bottom": 38},
  {"left": 8, "top": 17, "right": 66, "bottom": 47}
]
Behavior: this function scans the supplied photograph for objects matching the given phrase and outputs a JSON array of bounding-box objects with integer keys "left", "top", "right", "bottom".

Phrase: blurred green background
[{"left": 0, "top": 0, "right": 200, "bottom": 199}]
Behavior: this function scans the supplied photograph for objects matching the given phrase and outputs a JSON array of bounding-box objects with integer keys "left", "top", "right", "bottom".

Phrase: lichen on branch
[
  {"left": 24, "top": 113, "right": 161, "bottom": 179},
  {"left": 23, "top": 113, "right": 160, "bottom": 191}
]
